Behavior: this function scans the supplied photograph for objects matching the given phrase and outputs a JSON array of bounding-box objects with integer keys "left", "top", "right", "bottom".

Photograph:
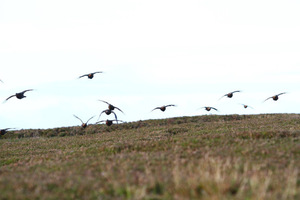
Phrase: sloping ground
[{"left": 0, "top": 114, "right": 299, "bottom": 199}]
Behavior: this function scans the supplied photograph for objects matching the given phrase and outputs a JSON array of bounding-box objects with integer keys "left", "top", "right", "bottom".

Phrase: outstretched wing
[
  {"left": 95, "top": 120, "right": 105, "bottom": 124},
  {"left": 97, "top": 110, "right": 106, "bottom": 121},
  {"left": 114, "top": 106, "right": 124, "bottom": 114},
  {"left": 86, "top": 116, "right": 95, "bottom": 124},
  {"left": 99, "top": 100, "right": 110, "bottom": 105},
  {"left": 211, "top": 107, "right": 218, "bottom": 111},
  {"left": 22, "top": 89, "right": 33, "bottom": 94},
  {"left": 111, "top": 111, "right": 118, "bottom": 122},
  {"left": 277, "top": 92, "right": 286, "bottom": 96},
  {"left": 92, "top": 71, "right": 103, "bottom": 75},
  {"left": 78, "top": 74, "right": 88, "bottom": 79},
  {"left": 166, "top": 104, "right": 176, "bottom": 107},
  {"left": 4, "top": 94, "right": 16, "bottom": 102},
  {"left": 151, "top": 107, "right": 160, "bottom": 112},
  {"left": 263, "top": 96, "right": 272, "bottom": 102},
  {"left": 231, "top": 90, "right": 241, "bottom": 94},
  {"left": 73, "top": 115, "right": 84, "bottom": 124},
  {"left": 218, "top": 95, "right": 227, "bottom": 100}
]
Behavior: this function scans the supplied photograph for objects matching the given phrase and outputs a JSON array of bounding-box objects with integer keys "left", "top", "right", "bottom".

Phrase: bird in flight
[
  {"left": 219, "top": 90, "right": 241, "bottom": 100},
  {"left": 73, "top": 115, "right": 95, "bottom": 128},
  {"left": 264, "top": 92, "right": 286, "bottom": 102},
  {"left": 201, "top": 106, "right": 218, "bottom": 112},
  {"left": 78, "top": 71, "right": 103, "bottom": 79},
  {"left": 96, "top": 119, "right": 123, "bottom": 126},
  {"left": 152, "top": 104, "right": 176, "bottom": 112},
  {"left": 4, "top": 89, "right": 33, "bottom": 102},
  {"left": 0, "top": 79, "right": 3, "bottom": 83},
  {"left": 240, "top": 104, "right": 253, "bottom": 109},
  {"left": 0, "top": 128, "right": 13, "bottom": 136},
  {"left": 98, "top": 109, "right": 118, "bottom": 122},
  {"left": 99, "top": 100, "right": 124, "bottom": 114}
]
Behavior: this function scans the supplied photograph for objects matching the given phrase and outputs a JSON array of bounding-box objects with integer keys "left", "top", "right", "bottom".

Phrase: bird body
[
  {"left": 0, "top": 128, "right": 12, "bottom": 136},
  {"left": 73, "top": 115, "right": 95, "bottom": 128},
  {"left": 98, "top": 109, "right": 118, "bottom": 121},
  {"left": 240, "top": 104, "right": 253, "bottom": 109},
  {"left": 219, "top": 90, "right": 241, "bottom": 100},
  {"left": 79, "top": 71, "right": 102, "bottom": 79},
  {"left": 5, "top": 89, "right": 33, "bottom": 102},
  {"left": 96, "top": 119, "right": 123, "bottom": 126},
  {"left": 264, "top": 92, "right": 286, "bottom": 102},
  {"left": 152, "top": 104, "right": 176, "bottom": 112},
  {"left": 201, "top": 106, "right": 218, "bottom": 112},
  {"left": 99, "top": 100, "right": 124, "bottom": 113}
]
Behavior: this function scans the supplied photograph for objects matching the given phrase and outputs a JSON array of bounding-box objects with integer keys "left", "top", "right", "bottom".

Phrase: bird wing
[
  {"left": 114, "top": 119, "right": 124, "bottom": 124},
  {"left": 92, "top": 71, "right": 103, "bottom": 74},
  {"left": 1, "top": 128, "right": 11, "bottom": 131},
  {"left": 78, "top": 74, "right": 88, "bottom": 79},
  {"left": 111, "top": 111, "right": 118, "bottom": 121},
  {"left": 114, "top": 106, "right": 124, "bottom": 113},
  {"left": 277, "top": 92, "right": 286, "bottom": 96},
  {"left": 73, "top": 115, "right": 84, "bottom": 124},
  {"left": 211, "top": 107, "right": 218, "bottom": 111},
  {"left": 232, "top": 90, "right": 241, "bottom": 93},
  {"left": 22, "top": 89, "right": 33, "bottom": 94},
  {"left": 263, "top": 97, "right": 272, "bottom": 102},
  {"left": 97, "top": 110, "right": 106, "bottom": 121},
  {"left": 166, "top": 104, "right": 176, "bottom": 107},
  {"left": 151, "top": 107, "right": 160, "bottom": 112},
  {"left": 86, "top": 116, "right": 95, "bottom": 124},
  {"left": 5, "top": 94, "right": 16, "bottom": 102},
  {"left": 218, "top": 95, "right": 227, "bottom": 100},
  {"left": 99, "top": 100, "right": 109, "bottom": 105}
]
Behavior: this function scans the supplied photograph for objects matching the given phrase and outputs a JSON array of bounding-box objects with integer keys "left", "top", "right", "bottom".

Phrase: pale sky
[{"left": 1, "top": 0, "right": 299, "bottom": 129}]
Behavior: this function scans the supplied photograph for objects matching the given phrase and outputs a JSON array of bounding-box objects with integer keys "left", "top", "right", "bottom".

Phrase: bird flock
[{"left": 0, "top": 72, "right": 288, "bottom": 135}]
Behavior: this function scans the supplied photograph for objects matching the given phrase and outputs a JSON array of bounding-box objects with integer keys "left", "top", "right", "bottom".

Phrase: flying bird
[
  {"left": 240, "top": 104, "right": 253, "bottom": 109},
  {"left": 0, "top": 79, "right": 3, "bottom": 83},
  {"left": 201, "top": 106, "right": 218, "bottom": 112},
  {"left": 73, "top": 115, "right": 95, "bottom": 128},
  {"left": 78, "top": 71, "right": 102, "bottom": 79},
  {"left": 99, "top": 100, "right": 124, "bottom": 113},
  {"left": 0, "top": 128, "right": 13, "bottom": 136},
  {"left": 98, "top": 109, "right": 118, "bottom": 121},
  {"left": 219, "top": 90, "right": 241, "bottom": 100},
  {"left": 4, "top": 89, "right": 33, "bottom": 102},
  {"left": 96, "top": 119, "right": 123, "bottom": 126},
  {"left": 264, "top": 92, "right": 286, "bottom": 102},
  {"left": 152, "top": 104, "right": 176, "bottom": 112}
]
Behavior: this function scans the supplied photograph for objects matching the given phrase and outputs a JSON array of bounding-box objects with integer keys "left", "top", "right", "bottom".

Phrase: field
[{"left": 0, "top": 114, "right": 299, "bottom": 199}]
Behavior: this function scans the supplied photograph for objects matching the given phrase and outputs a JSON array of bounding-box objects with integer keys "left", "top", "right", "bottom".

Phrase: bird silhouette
[
  {"left": 219, "top": 90, "right": 241, "bottom": 100},
  {"left": 4, "top": 89, "right": 33, "bottom": 102},
  {"left": 152, "top": 104, "right": 176, "bottom": 112},
  {"left": 240, "top": 104, "right": 253, "bottom": 109},
  {"left": 98, "top": 109, "right": 118, "bottom": 121},
  {"left": 0, "top": 128, "right": 13, "bottom": 136},
  {"left": 264, "top": 92, "right": 286, "bottom": 102},
  {"left": 78, "top": 71, "right": 102, "bottom": 79},
  {"left": 73, "top": 115, "right": 95, "bottom": 128},
  {"left": 99, "top": 100, "right": 124, "bottom": 113},
  {"left": 201, "top": 106, "right": 218, "bottom": 112},
  {"left": 96, "top": 119, "right": 123, "bottom": 126}
]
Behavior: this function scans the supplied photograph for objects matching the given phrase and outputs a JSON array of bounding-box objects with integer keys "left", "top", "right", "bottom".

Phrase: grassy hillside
[{"left": 0, "top": 114, "right": 299, "bottom": 199}]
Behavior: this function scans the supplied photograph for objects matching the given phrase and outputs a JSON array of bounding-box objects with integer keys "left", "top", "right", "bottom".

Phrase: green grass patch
[{"left": 0, "top": 114, "right": 299, "bottom": 199}]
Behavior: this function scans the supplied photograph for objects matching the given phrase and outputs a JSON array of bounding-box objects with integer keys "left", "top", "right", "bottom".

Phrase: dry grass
[{"left": 0, "top": 114, "right": 299, "bottom": 199}]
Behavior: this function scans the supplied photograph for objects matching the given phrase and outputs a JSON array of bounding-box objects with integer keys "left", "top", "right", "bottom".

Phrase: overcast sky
[{"left": 1, "top": 0, "right": 299, "bottom": 129}]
